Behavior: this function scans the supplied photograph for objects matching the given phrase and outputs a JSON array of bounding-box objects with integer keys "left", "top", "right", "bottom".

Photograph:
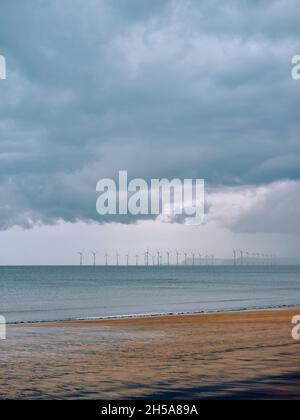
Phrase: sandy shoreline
[
  {"left": 5, "top": 305, "right": 297, "bottom": 327},
  {"left": 1, "top": 308, "right": 300, "bottom": 399},
  {"left": 24, "top": 306, "right": 300, "bottom": 327}
]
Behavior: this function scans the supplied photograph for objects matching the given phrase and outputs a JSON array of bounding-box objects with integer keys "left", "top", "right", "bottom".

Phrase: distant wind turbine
[
  {"left": 78, "top": 251, "right": 84, "bottom": 266},
  {"left": 145, "top": 249, "right": 150, "bottom": 266},
  {"left": 176, "top": 250, "right": 181, "bottom": 266},
  {"left": 240, "top": 250, "right": 244, "bottom": 266},
  {"left": 184, "top": 252, "right": 188, "bottom": 266},
  {"left": 166, "top": 251, "right": 171, "bottom": 266},
  {"left": 233, "top": 249, "right": 237, "bottom": 266},
  {"left": 198, "top": 252, "right": 202, "bottom": 266},
  {"left": 157, "top": 250, "right": 161, "bottom": 266},
  {"left": 191, "top": 252, "right": 195, "bottom": 266},
  {"left": 91, "top": 251, "right": 97, "bottom": 266},
  {"left": 152, "top": 253, "right": 155, "bottom": 266}
]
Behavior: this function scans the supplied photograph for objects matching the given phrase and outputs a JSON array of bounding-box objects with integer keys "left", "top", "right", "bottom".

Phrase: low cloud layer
[
  {"left": 0, "top": 0, "right": 300, "bottom": 233},
  {"left": 205, "top": 180, "right": 300, "bottom": 236}
]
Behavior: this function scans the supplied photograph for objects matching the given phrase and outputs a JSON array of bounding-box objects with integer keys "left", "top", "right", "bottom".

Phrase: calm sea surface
[{"left": 0, "top": 266, "right": 300, "bottom": 323}]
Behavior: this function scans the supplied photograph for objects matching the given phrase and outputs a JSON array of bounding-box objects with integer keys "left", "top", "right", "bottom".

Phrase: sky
[{"left": 0, "top": 0, "right": 299, "bottom": 265}]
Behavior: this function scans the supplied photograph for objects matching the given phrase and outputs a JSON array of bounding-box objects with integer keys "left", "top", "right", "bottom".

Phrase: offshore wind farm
[{"left": 76, "top": 249, "right": 279, "bottom": 267}]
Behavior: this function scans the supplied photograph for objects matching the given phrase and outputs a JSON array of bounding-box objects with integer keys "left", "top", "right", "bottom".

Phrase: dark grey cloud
[{"left": 0, "top": 0, "right": 299, "bottom": 230}]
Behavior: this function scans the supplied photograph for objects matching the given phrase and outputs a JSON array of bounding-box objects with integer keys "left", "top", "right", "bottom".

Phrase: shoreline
[{"left": 5, "top": 303, "right": 300, "bottom": 326}]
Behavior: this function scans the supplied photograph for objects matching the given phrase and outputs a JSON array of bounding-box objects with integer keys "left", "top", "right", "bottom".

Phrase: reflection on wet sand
[{"left": 0, "top": 308, "right": 299, "bottom": 400}]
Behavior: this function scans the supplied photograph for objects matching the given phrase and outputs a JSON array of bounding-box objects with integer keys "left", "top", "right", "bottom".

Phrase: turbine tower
[
  {"left": 125, "top": 253, "right": 129, "bottom": 266},
  {"left": 176, "top": 250, "right": 181, "bottom": 266},
  {"left": 116, "top": 251, "right": 120, "bottom": 266},
  {"left": 105, "top": 252, "right": 109, "bottom": 266},
  {"left": 183, "top": 252, "right": 188, "bottom": 266},
  {"left": 91, "top": 251, "right": 97, "bottom": 266},
  {"left": 191, "top": 252, "right": 195, "bottom": 266},
  {"left": 78, "top": 251, "right": 84, "bottom": 266},
  {"left": 233, "top": 249, "right": 237, "bottom": 266},
  {"left": 157, "top": 250, "right": 161, "bottom": 266},
  {"left": 151, "top": 253, "right": 155, "bottom": 266},
  {"left": 166, "top": 251, "right": 171, "bottom": 266},
  {"left": 240, "top": 250, "right": 244, "bottom": 266},
  {"left": 145, "top": 249, "right": 150, "bottom": 266},
  {"left": 198, "top": 252, "right": 202, "bottom": 266}
]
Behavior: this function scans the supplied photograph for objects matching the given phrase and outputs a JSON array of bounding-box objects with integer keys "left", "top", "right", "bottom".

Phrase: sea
[{"left": 0, "top": 265, "right": 300, "bottom": 324}]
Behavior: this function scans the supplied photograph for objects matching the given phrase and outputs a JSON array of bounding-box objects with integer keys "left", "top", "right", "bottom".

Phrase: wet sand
[{"left": 0, "top": 308, "right": 300, "bottom": 400}]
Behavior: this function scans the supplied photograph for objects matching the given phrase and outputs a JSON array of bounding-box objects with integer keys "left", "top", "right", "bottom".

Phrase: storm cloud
[{"left": 0, "top": 0, "right": 299, "bottom": 232}]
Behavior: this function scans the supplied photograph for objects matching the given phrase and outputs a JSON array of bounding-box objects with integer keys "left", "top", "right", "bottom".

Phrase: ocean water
[{"left": 0, "top": 266, "right": 300, "bottom": 323}]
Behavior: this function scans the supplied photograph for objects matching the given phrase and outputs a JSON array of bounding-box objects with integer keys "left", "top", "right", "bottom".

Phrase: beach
[{"left": 1, "top": 308, "right": 300, "bottom": 400}]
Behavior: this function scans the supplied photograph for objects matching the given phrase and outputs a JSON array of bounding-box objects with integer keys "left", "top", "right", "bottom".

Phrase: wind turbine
[
  {"left": 240, "top": 250, "right": 244, "bottom": 266},
  {"left": 166, "top": 251, "right": 171, "bottom": 266},
  {"left": 176, "top": 250, "right": 181, "bottom": 265},
  {"left": 205, "top": 252, "right": 209, "bottom": 266},
  {"left": 191, "top": 252, "right": 195, "bottom": 266},
  {"left": 152, "top": 253, "right": 156, "bottom": 266},
  {"left": 183, "top": 252, "right": 188, "bottom": 266},
  {"left": 91, "top": 251, "right": 97, "bottom": 266},
  {"left": 233, "top": 249, "right": 237, "bottom": 266},
  {"left": 157, "top": 250, "right": 161, "bottom": 266},
  {"left": 105, "top": 252, "right": 109, "bottom": 266},
  {"left": 125, "top": 253, "right": 130, "bottom": 266},
  {"left": 116, "top": 251, "right": 120, "bottom": 266},
  {"left": 78, "top": 251, "right": 84, "bottom": 266},
  {"left": 198, "top": 252, "right": 202, "bottom": 266},
  {"left": 145, "top": 249, "right": 150, "bottom": 266}
]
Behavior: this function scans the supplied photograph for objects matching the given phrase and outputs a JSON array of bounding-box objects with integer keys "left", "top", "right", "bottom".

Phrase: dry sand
[{"left": 0, "top": 308, "right": 300, "bottom": 399}]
